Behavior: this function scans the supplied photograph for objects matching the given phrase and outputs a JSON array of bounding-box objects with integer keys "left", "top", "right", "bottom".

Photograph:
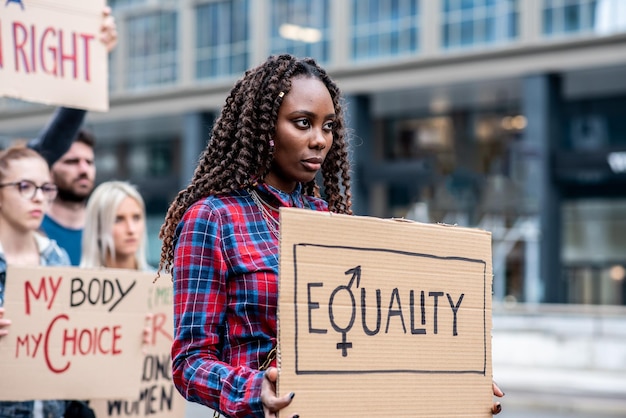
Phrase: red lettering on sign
[
  {"left": 10, "top": 21, "right": 95, "bottom": 81},
  {"left": 43, "top": 314, "right": 124, "bottom": 374},
  {"left": 80, "top": 33, "right": 94, "bottom": 81},
  {"left": 29, "top": 23, "right": 36, "bottom": 73},
  {"left": 0, "top": 20, "right": 4, "bottom": 68},
  {"left": 13, "top": 21, "right": 29, "bottom": 72},
  {"left": 150, "top": 313, "right": 173, "bottom": 345},
  {"left": 24, "top": 276, "right": 62, "bottom": 314},
  {"left": 58, "top": 29, "right": 77, "bottom": 79},
  {"left": 63, "top": 324, "right": 122, "bottom": 357},
  {"left": 45, "top": 314, "right": 70, "bottom": 374},
  {"left": 40, "top": 26, "right": 57, "bottom": 76}
]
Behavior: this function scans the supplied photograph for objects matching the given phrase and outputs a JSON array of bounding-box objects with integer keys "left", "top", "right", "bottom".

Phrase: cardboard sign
[
  {"left": 90, "top": 275, "right": 187, "bottom": 418},
  {"left": 278, "top": 209, "right": 493, "bottom": 417},
  {"left": 0, "top": 266, "right": 150, "bottom": 400},
  {"left": 0, "top": 0, "right": 109, "bottom": 111}
]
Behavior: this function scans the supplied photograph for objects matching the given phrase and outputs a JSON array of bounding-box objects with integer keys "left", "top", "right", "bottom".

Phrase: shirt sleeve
[
  {"left": 171, "top": 202, "right": 265, "bottom": 418},
  {"left": 28, "top": 107, "right": 87, "bottom": 166}
]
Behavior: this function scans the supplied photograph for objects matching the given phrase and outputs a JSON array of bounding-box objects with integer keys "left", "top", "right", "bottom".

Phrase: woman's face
[
  {"left": 264, "top": 76, "right": 335, "bottom": 192},
  {"left": 0, "top": 156, "right": 54, "bottom": 232},
  {"left": 112, "top": 196, "right": 145, "bottom": 260}
]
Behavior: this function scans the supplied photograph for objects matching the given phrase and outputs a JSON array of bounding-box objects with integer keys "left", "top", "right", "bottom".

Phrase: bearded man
[{"left": 41, "top": 130, "right": 96, "bottom": 265}]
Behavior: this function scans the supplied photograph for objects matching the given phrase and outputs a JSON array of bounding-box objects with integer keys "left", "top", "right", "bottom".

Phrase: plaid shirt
[{"left": 172, "top": 182, "right": 328, "bottom": 417}]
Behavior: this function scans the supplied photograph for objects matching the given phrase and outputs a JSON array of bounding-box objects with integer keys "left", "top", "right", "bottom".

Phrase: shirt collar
[{"left": 253, "top": 182, "right": 308, "bottom": 209}]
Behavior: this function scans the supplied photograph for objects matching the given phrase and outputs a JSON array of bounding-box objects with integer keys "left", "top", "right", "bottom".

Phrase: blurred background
[{"left": 1, "top": 0, "right": 626, "bottom": 416}]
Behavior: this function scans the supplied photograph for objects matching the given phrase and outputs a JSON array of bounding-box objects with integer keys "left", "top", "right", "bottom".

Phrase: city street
[
  {"left": 498, "top": 386, "right": 626, "bottom": 418},
  {"left": 504, "top": 406, "right": 624, "bottom": 418}
]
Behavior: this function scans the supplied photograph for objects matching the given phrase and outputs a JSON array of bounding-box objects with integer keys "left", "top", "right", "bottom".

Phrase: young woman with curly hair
[
  {"left": 157, "top": 54, "right": 351, "bottom": 418},
  {"left": 157, "top": 54, "right": 503, "bottom": 418}
]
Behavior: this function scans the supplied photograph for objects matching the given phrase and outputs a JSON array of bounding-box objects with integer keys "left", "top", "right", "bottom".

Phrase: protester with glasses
[
  {"left": 0, "top": 143, "right": 71, "bottom": 418},
  {"left": 0, "top": 180, "right": 58, "bottom": 201}
]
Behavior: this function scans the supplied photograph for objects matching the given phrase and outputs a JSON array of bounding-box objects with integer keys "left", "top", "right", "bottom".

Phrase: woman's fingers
[
  {"left": 492, "top": 381, "right": 504, "bottom": 397},
  {"left": 0, "top": 308, "right": 12, "bottom": 337},
  {"left": 100, "top": 6, "right": 118, "bottom": 52},
  {"left": 261, "top": 368, "right": 297, "bottom": 418},
  {"left": 492, "top": 381, "right": 504, "bottom": 414}
]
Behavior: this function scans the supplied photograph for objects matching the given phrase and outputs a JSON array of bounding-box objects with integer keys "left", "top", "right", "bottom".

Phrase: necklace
[{"left": 249, "top": 189, "right": 281, "bottom": 240}]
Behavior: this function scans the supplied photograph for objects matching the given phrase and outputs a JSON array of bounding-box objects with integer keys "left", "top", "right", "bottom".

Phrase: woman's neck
[
  {"left": 0, "top": 222, "right": 40, "bottom": 265},
  {"left": 106, "top": 253, "right": 138, "bottom": 270}
]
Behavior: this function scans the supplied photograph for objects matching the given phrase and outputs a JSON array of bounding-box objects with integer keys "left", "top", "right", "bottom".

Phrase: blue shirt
[{"left": 40, "top": 215, "right": 82, "bottom": 266}]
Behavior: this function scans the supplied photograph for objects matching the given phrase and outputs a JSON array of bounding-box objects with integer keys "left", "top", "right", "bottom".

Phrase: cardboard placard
[
  {"left": 278, "top": 209, "right": 493, "bottom": 417},
  {"left": 0, "top": 0, "right": 109, "bottom": 111},
  {"left": 0, "top": 266, "right": 150, "bottom": 400},
  {"left": 90, "top": 274, "right": 187, "bottom": 418}
]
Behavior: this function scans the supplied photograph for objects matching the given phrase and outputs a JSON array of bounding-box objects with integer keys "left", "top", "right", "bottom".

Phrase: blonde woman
[{"left": 80, "top": 181, "right": 150, "bottom": 271}]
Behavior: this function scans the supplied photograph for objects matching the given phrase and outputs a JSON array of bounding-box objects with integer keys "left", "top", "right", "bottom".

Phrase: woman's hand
[
  {"left": 100, "top": 6, "right": 118, "bottom": 52},
  {"left": 492, "top": 381, "right": 504, "bottom": 414},
  {"left": 261, "top": 367, "right": 299, "bottom": 418},
  {"left": 0, "top": 308, "right": 11, "bottom": 338}
]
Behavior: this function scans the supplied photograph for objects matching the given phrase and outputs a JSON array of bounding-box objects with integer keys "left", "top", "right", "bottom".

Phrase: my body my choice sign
[
  {"left": 0, "top": 0, "right": 108, "bottom": 111},
  {"left": 0, "top": 265, "right": 150, "bottom": 400},
  {"left": 277, "top": 209, "right": 494, "bottom": 417}
]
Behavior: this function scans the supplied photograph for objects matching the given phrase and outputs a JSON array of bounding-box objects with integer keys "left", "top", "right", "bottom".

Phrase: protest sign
[
  {"left": 90, "top": 273, "right": 187, "bottom": 418},
  {"left": 0, "top": 0, "right": 109, "bottom": 111},
  {"left": 277, "top": 208, "right": 494, "bottom": 417},
  {"left": 0, "top": 265, "right": 150, "bottom": 400}
]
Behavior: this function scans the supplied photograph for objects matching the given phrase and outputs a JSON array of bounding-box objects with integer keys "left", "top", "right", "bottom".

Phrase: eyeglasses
[{"left": 0, "top": 180, "right": 58, "bottom": 200}]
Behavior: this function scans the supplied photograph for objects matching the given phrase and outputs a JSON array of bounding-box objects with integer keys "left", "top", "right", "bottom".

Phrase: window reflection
[
  {"left": 543, "top": 0, "right": 626, "bottom": 36},
  {"left": 442, "top": 0, "right": 519, "bottom": 49},
  {"left": 126, "top": 11, "right": 178, "bottom": 89},
  {"left": 196, "top": 0, "right": 250, "bottom": 79},
  {"left": 270, "top": 0, "right": 330, "bottom": 62},
  {"left": 351, "top": 0, "right": 421, "bottom": 62}
]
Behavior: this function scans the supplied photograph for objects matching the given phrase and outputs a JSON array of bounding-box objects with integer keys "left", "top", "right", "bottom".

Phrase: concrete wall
[{"left": 492, "top": 303, "right": 626, "bottom": 415}]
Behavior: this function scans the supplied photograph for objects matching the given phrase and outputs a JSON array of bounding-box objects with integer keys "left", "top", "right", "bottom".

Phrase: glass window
[
  {"left": 109, "top": 0, "right": 145, "bottom": 7},
  {"left": 543, "top": 0, "right": 626, "bottom": 37},
  {"left": 351, "top": 0, "right": 420, "bottom": 62},
  {"left": 563, "top": 199, "right": 626, "bottom": 305},
  {"left": 196, "top": 0, "right": 250, "bottom": 80},
  {"left": 442, "top": 0, "right": 519, "bottom": 50},
  {"left": 109, "top": 0, "right": 146, "bottom": 9},
  {"left": 270, "top": 0, "right": 330, "bottom": 62},
  {"left": 126, "top": 11, "right": 178, "bottom": 90}
]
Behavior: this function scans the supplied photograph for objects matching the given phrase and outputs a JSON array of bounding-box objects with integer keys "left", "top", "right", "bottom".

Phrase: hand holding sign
[
  {"left": 100, "top": 6, "right": 118, "bottom": 53},
  {"left": 0, "top": 307, "right": 11, "bottom": 337},
  {"left": 0, "top": 266, "right": 151, "bottom": 401},
  {"left": 0, "top": 0, "right": 110, "bottom": 111},
  {"left": 261, "top": 368, "right": 298, "bottom": 418}
]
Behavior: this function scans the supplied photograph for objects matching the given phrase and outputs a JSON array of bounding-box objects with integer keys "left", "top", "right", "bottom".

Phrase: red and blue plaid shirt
[{"left": 172, "top": 182, "right": 328, "bottom": 417}]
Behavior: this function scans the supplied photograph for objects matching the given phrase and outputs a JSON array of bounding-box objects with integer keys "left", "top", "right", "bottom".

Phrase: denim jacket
[{"left": 0, "top": 233, "right": 71, "bottom": 418}]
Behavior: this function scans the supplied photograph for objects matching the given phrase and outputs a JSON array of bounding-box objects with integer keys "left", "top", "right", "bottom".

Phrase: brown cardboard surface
[
  {"left": 278, "top": 208, "right": 493, "bottom": 417},
  {"left": 90, "top": 274, "right": 186, "bottom": 418},
  {"left": 0, "top": 0, "right": 109, "bottom": 111},
  {"left": 0, "top": 266, "right": 151, "bottom": 400}
]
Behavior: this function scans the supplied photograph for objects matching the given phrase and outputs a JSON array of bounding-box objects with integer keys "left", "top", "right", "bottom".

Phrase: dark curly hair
[{"left": 158, "top": 54, "right": 352, "bottom": 274}]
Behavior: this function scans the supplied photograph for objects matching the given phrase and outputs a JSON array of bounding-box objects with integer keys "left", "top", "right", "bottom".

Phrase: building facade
[{"left": 1, "top": 0, "right": 626, "bottom": 305}]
